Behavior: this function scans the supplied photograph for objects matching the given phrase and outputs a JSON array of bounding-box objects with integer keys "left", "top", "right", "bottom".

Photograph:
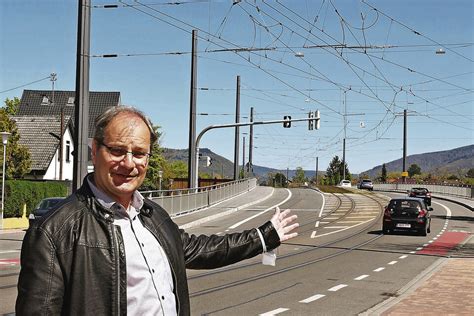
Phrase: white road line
[
  {"left": 324, "top": 217, "right": 339, "bottom": 220},
  {"left": 299, "top": 294, "right": 326, "bottom": 303},
  {"left": 374, "top": 267, "right": 385, "bottom": 272},
  {"left": 388, "top": 261, "right": 397, "bottom": 265},
  {"left": 328, "top": 284, "right": 347, "bottom": 292},
  {"left": 317, "top": 190, "right": 325, "bottom": 218},
  {"left": 432, "top": 201, "right": 452, "bottom": 218},
  {"left": 409, "top": 251, "right": 416, "bottom": 254},
  {"left": 310, "top": 231, "right": 317, "bottom": 238},
  {"left": 399, "top": 255, "right": 408, "bottom": 259},
  {"left": 229, "top": 189, "right": 292, "bottom": 229},
  {"left": 259, "top": 308, "right": 289, "bottom": 316},
  {"left": 423, "top": 244, "right": 429, "bottom": 247},
  {"left": 416, "top": 247, "right": 423, "bottom": 250},
  {"left": 0, "top": 250, "right": 20, "bottom": 254},
  {"left": 338, "top": 221, "right": 366, "bottom": 224},
  {"left": 325, "top": 226, "right": 349, "bottom": 229},
  {"left": 315, "top": 221, "right": 320, "bottom": 228},
  {"left": 311, "top": 218, "right": 375, "bottom": 238},
  {"left": 354, "top": 275, "right": 369, "bottom": 281}
]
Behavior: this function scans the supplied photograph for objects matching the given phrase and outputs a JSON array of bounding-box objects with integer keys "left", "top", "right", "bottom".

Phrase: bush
[{"left": 3, "top": 180, "right": 68, "bottom": 218}]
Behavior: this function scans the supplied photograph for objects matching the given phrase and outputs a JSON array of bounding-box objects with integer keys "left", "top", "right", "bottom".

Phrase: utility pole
[
  {"left": 233, "top": 75, "right": 240, "bottom": 181},
  {"left": 402, "top": 109, "right": 407, "bottom": 184},
  {"left": 315, "top": 157, "right": 319, "bottom": 185},
  {"left": 342, "top": 91, "right": 347, "bottom": 180},
  {"left": 73, "top": 0, "right": 91, "bottom": 192},
  {"left": 242, "top": 136, "right": 246, "bottom": 179},
  {"left": 188, "top": 30, "right": 198, "bottom": 189},
  {"left": 286, "top": 167, "right": 289, "bottom": 186},
  {"left": 248, "top": 107, "right": 254, "bottom": 175}
]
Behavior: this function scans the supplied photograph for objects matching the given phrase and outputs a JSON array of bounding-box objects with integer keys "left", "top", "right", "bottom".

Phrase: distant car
[
  {"left": 382, "top": 197, "right": 433, "bottom": 236},
  {"left": 28, "top": 197, "right": 65, "bottom": 227},
  {"left": 338, "top": 180, "right": 351, "bottom": 188},
  {"left": 357, "top": 179, "right": 373, "bottom": 191},
  {"left": 408, "top": 187, "right": 432, "bottom": 205}
]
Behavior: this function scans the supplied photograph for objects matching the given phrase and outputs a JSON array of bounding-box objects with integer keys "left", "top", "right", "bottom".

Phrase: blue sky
[{"left": 1, "top": 0, "right": 473, "bottom": 175}]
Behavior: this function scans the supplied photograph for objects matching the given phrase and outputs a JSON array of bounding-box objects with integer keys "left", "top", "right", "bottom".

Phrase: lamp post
[
  {"left": 0, "top": 132, "right": 11, "bottom": 229},
  {"left": 158, "top": 170, "right": 163, "bottom": 195}
]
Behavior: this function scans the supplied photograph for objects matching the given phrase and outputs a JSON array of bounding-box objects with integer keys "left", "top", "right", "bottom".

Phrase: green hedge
[{"left": 3, "top": 180, "right": 68, "bottom": 218}]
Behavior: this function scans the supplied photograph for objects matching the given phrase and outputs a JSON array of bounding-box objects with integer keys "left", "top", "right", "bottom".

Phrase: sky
[{"left": 1, "top": 0, "right": 473, "bottom": 175}]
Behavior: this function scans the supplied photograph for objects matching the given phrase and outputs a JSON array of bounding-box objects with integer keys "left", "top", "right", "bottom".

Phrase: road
[{"left": 1, "top": 187, "right": 472, "bottom": 315}]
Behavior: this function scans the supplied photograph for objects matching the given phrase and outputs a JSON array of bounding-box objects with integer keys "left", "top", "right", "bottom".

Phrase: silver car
[{"left": 357, "top": 179, "right": 373, "bottom": 191}]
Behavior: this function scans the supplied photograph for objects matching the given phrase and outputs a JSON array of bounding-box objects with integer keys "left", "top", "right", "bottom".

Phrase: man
[{"left": 16, "top": 106, "right": 298, "bottom": 315}]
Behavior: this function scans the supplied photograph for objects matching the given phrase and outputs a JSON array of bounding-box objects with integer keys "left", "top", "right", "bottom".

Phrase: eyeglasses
[{"left": 99, "top": 142, "right": 151, "bottom": 164}]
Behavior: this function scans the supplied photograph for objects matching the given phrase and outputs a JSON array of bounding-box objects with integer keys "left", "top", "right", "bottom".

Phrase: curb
[{"left": 179, "top": 188, "right": 275, "bottom": 230}]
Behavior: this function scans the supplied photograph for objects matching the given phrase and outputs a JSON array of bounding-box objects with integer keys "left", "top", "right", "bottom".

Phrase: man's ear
[{"left": 91, "top": 140, "right": 98, "bottom": 164}]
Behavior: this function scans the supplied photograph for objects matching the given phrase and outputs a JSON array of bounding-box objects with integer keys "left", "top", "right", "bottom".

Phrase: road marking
[
  {"left": 0, "top": 250, "right": 20, "bottom": 254},
  {"left": 409, "top": 251, "right": 416, "bottom": 254},
  {"left": 315, "top": 221, "right": 320, "bottom": 228},
  {"left": 423, "top": 243, "right": 429, "bottom": 247},
  {"left": 328, "top": 284, "right": 347, "bottom": 292},
  {"left": 324, "top": 217, "right": 339, "bottom": 220},
  {"left": 325, "top": 226, "right": 349, "bottom": 229},
  {"left": 416, "top": 247, "right": 423, "bottom": 250},
  {"left": 259, "top": 308, "right": 289, "bottom": 316},
  {"left": 311, "top": 218, "right": 375, "bottom": 238},
  {"left": 317, "top": 190, "right": 325, "bottom": 218},
  {"left": 299, "top": 294, "right": 325, "bottom": 303},
  {"left": 310, "top": 231, "right": 317, "bottom": 238},
  {"left": 388, "top": 261, "right": 397, "bottom": 265},
  {"left": 229, "top": 189, "right": 292, "bottom": 229},
  {"left": 354, "top": 274, "right": 369, "bottom": 280},
  {"left": 399, "top": 255, "right": 408, "bottom": 259},
  {"left": 374, "top": 267, "right": 385, "bottom": 272}
]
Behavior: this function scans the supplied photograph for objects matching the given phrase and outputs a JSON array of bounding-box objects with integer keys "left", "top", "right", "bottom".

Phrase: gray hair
[{"left": 94, "top": 106, "right": 158, "bottom": 147}]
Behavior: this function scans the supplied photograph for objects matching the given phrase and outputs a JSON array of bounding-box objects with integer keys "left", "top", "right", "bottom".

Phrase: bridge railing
[
  {"left": 373, "top": 183, "right": 473, "bottom": 199},
  {"left": 140, "top": 178, "right": 257, "bottom": 216}
]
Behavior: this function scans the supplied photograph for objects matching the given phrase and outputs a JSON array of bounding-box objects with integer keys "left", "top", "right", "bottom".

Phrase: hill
[
  {"left": 361, "top": 144, "right": 474, "bottom": 178},
  {"left": 162, "top": 148, "right": 321, "bottom": 181}
]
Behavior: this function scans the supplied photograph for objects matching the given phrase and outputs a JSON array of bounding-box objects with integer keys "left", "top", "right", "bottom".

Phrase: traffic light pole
[{"left": 192, "top": 116, "right": 320, "bottom": 189}]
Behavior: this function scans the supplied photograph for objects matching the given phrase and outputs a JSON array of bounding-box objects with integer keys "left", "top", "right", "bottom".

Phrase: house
[
  {"left": 15, "top": 90, "right": 121, "bottom": 180},
  {"left": 13, "top": 115, "right": 74, "bottom": 180}
]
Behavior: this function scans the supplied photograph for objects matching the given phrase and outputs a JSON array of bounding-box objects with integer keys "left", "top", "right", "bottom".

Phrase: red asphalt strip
[{"left": 417, "top": 232, "right": 469, "bottom": 256}]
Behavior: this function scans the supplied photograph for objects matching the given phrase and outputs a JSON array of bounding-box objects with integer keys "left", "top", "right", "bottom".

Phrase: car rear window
[
  {"left": 389, "top": 200, "right": 421, "bottom": 211},
  {"left": 362, "top": 179, "right": 372, "bottom": 183}
]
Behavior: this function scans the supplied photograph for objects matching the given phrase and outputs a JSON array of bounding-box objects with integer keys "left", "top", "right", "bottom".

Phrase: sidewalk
[
  {"left": 364, "top": 234, "right": 474, "bottom": 315},
  {"left": 172, "top": 186, "right": 275, "bottom": 229}
]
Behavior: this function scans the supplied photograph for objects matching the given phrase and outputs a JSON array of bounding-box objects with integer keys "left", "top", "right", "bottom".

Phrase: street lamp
[
  {"left": 0, "top": 132, "right": 11, "bottom": 229},
  {"left": 158, "top": 170, "right": 163, "bottom": 192}
]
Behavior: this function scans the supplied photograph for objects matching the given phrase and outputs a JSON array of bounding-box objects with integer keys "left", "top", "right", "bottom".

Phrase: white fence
[
  {"left": 373, "top": 183, "right": 473, "bottom": 199},
  {"left": 140, "top": 178, "right": 257, "bottom": 216}
]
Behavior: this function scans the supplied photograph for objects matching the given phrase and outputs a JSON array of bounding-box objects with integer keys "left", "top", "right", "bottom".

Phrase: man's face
[{"left": 92, "top": 112, "right": 151, "bottom": 206}]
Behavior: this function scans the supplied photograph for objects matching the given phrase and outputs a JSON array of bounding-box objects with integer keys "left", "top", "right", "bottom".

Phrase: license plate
[{"left": 397, "top": 223, "right": 411, "bottom": 228}]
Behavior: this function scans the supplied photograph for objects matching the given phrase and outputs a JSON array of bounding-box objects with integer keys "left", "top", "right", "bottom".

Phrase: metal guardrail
[
  {"left": 140, "top": 178, "right": 257, "bottom": 216},
  {"left": 373, "top": 183, "right": 473, "bottom": 199}
]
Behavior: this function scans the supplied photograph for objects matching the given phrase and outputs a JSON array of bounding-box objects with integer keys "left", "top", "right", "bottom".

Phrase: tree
[
  {"left": 326, "top": 155, "right": 351, "bottom": 185},
  {"left": 274, "top": 172, "right": 287, "bottom": 187},
  {"left": 467, "top": 168, "right": 474, "bottom": 178},
  {"left": 407, "top": 164, "right": 421, "bottom": 177},
  {"left": 0, "top": 98, "right": 31, "bottom": 179},
  {"left": 141, "top": 125, "right": 166, "bottom": 190},
  {"left": 292, "top": 167, "right": 306, "bottom": 184},
  {"left": 381, "top": 164, "right": 387, "bottom": 182}
]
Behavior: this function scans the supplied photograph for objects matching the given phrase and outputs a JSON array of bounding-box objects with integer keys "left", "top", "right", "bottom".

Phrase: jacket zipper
[
  {"left": 141, "top": 218, "right": 180, "bottom": 315},
  {"left": 112, "top": 224, "right": 121, "bottom": 315}
]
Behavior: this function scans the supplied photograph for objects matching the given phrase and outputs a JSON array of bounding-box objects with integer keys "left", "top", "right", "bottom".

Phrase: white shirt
[{"left": 88, "top": 179, "right": 177, "bottom": 315}]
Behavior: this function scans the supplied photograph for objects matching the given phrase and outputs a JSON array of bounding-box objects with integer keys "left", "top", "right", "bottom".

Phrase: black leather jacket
[{"left": 16, "top": 178, "right": 280, "bottom": 315}]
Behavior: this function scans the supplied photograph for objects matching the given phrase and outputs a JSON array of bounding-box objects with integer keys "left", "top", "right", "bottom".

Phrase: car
[
  {"left": 382, "top": 197, "right": 433, "bottom": 236},
  {"left": 28, "top": 197, "right": 65, "bottom": 227},
  {"left": 338, "top": 180, "right": 351, "bottom": 188},
  {"left": 357, "top": 179, "right": 373, "bottom": 191},
  {"left": 408, "top": 187, "right": 432, "bottom": 205}
]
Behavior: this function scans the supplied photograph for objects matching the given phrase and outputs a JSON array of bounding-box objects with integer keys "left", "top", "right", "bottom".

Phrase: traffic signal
[
  {"left": 308, "top": 111, "right": 314, "bottom": 130},
  {"left": 315, "top": 110, "right": 320, "bottom": 130},
  {"left": 283, "top": 115, "right": 291, "bottom": 128}
]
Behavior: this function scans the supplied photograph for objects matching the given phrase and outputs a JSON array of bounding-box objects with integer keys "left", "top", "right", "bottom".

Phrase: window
[
  {"left": 41, "top": 96, "right": 49, "bottom": 105},
  {"left": 66, "top": 141, "right": 71, "bottom": 162}
]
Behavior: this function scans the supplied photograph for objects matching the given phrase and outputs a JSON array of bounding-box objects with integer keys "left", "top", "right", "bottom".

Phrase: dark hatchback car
[
  {"left": 382, "top": 197, "right": 433, "bottom": 236},
  {"left": 28, "top": 197, "right": 65, "bottom": 227},
  {"left": 408, "top": 187, "right": 432, "bottom": 205}
]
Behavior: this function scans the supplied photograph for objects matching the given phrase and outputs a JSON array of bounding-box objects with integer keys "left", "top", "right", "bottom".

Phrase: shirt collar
[{"left": 87, "top": 175, "right": 145, "bottom": 218}]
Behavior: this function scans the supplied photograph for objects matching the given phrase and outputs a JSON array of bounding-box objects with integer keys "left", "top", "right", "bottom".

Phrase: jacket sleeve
[
  {"left": 16, "top": 228, "right": 64, "bottom": 315},
  {"left": 181, "top": 221, "right": 280, "bottom": 270}
]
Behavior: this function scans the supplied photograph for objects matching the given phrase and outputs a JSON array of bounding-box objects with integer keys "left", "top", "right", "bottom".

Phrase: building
[{"left": 14, "top": 90, "right": 121, "bottom": 180}]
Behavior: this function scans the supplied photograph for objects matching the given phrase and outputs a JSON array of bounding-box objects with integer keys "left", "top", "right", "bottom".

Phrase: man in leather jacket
[{"left": 16, "top": 106, "right": 299, "bottom": 315}]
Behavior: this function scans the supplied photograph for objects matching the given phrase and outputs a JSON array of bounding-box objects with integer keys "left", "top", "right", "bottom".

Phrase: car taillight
[
  {"left": 417, "top": 209, "right": 427, "bottom": 222},
  {"left": 384, "top": 207, "right": 392, "bottom": 220},
  {"left": 426, "top": 193, "right": 431, "bottom": 197}
]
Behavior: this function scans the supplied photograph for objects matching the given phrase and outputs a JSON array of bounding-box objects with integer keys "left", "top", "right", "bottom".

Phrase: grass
[{"left": 314, "top": 185, "right": 353, "bottom": 193}]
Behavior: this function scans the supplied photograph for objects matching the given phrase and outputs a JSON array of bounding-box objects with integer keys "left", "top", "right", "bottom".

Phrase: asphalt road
[{"left": 1, "top": 187, "right": 472, "bottom": 315}]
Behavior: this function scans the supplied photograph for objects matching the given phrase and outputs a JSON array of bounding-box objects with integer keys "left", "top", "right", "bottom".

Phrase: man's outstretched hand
[{"left": 270, "top": 207, "right": 299, "bottom": 242}]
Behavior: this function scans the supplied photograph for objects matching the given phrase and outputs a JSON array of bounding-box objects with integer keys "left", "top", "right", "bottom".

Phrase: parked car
[
  {"left": 408, "top": 187, "right": 432, "bottom": 205},
  {"left": 382, "top": 197, "right": 433, "bottom": 236},
  {"left": 357, "top": 179, "right": 373, "bottom": 191},
  {"left": 338, "top": 180, "right": 351, "bottom": 188},
  {"left": 28, "top": 197, "right": 65, "bottom": 227}
]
